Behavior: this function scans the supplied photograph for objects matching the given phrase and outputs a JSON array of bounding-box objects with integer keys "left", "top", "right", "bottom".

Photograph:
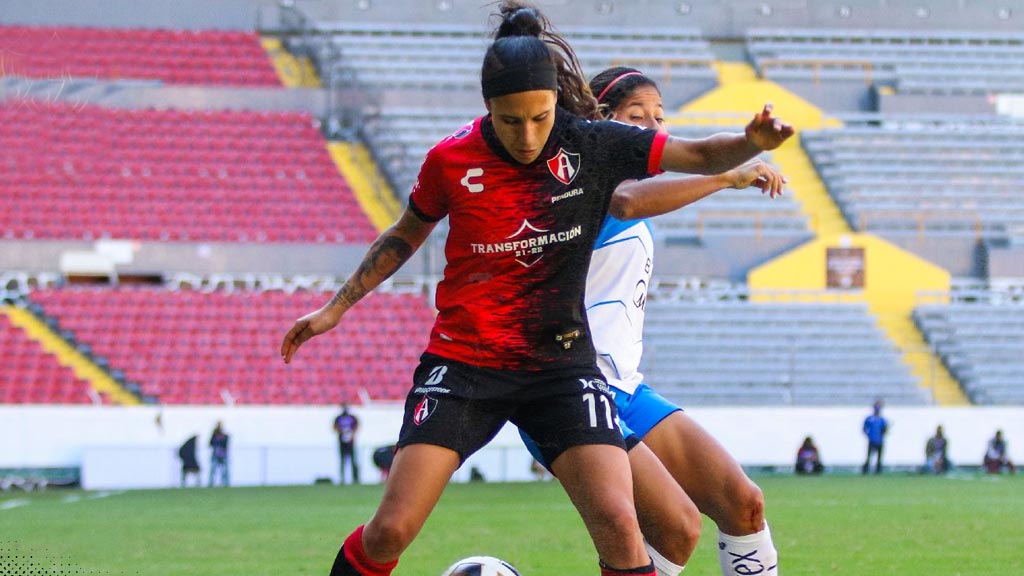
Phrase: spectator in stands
[
  {"left": 333, "top": 403, "right": 361, "bottom": 485},
  {"left": 208, "top": 421, "right": 230, "bottom": 487},
  {"left": 280, "top": 3, "right": 790, "bottom": 575},
  {"left": 178, "top": 434, "right": 201, "bottom": 488},
  {"left": 862, "top": 400, "right": 888, "bottom": 474},
  {"left": 521, "top": 66, "right": 785, "bottom": 576},
  {"left": 795, "top": 436, "right": 824, "bottom": 475},
  {"left": 983, "top": 430, "right": 1015, "bottom": 474},
  {"left": 924, "top": 425, "right": 950, "bottom": 475}
]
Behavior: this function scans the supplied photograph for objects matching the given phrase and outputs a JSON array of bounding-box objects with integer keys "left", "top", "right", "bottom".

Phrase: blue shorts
[{"left": 613, "top": 382, "right": 682, "bottom": 440}]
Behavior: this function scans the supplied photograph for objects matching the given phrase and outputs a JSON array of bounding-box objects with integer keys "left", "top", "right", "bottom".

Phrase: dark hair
[
  {"left": 589, "top": 66, "right": 661, "bottom": 120},
  {"left": 482, "top": 1, "right": 597, "bottom": 118}
]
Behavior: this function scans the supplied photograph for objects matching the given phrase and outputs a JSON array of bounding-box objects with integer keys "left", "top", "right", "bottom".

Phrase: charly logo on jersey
[
  {"left": 413, "top": 395, "right": 438, "bottom": 426},
  {"left": 470, "top": 219, "right": 583, "bottom": 268},
  {"left": 546, "top": 148, "right": 581, "bottom": 185},
  {"left": 460, "top": 168, "right": 484, "bottom": 193}
]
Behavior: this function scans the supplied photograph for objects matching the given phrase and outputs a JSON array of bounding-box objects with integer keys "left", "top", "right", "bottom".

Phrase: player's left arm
[
  {"left": 610, "top": 159, "right": 786, "bottom": 220},
  {"left": 659, "top": 104, "right": 794, "bottom": 175}
]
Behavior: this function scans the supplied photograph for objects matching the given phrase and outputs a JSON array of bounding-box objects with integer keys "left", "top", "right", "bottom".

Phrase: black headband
[{"left": 481, "top": 61, "right": 559, "bottom": 99}]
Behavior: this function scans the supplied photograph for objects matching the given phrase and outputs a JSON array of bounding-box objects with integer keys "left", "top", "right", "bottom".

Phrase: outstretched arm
[
  {"left": 610, "top": 159, "right": 786, "bottom": 221},
  {"left": 280, "top": 207, "right": 436, "bottom": 363},
  {"left": 659, "top": 104, "right": 795, "bottom": 175}
]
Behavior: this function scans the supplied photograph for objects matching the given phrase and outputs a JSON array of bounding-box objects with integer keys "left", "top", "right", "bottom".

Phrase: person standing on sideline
[
  {"left": 924, "top": 425, "right": 949, "bottom": 474},
  {"left": 862, "top": 400, "right": 888, "bottom": 474},
  {"left": 334, "top": 403, "right": 361, "bottom": 484},
  {"left": 209, "top": 421, "right": 230, "bottom": 487},
  {"left": 281, "top": 3, "right": 791, "bottom": 575},
  {"left": 178, "top": 434, "right": 201, "bottom": 488}
]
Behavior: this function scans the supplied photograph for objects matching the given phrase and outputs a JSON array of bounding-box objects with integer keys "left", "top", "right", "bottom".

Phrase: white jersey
[{"left": 585, "top": 215, "right": 653, "bottom": 395}]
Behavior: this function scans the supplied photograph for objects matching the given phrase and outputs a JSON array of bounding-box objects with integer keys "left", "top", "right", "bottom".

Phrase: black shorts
[{"left": 397, "top": 353, "right": 626, "bottom": 466}]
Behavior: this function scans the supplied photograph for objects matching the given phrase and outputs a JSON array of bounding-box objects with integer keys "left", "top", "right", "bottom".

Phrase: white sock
[
  {"left": 645, "top": 540, "right": 686, "bottom": 576},
  {"left": 718, "top": 524, "right": 778, "bottom": 576}
]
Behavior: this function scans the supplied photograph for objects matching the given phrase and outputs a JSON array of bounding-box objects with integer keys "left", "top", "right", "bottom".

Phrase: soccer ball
[{"left": 440, "top": 555, "right": 522, "bottom": 576}]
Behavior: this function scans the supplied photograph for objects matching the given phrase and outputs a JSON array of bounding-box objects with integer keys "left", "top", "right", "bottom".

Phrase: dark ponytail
[
  {"left": 481, "top": 1, "right": 598, "bottom": 118},
  {"left": 589, "top": 66, "right": 660, "bottom": 120}
]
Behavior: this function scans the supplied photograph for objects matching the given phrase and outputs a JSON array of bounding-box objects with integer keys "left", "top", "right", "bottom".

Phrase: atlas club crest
[{"left": 546, "top": 148, "right": 581, "bottom": 185}]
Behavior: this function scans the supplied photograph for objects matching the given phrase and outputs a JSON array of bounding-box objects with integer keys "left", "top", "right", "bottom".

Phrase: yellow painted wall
[
  {"left": 748, "top": 233, "right": 949, "bottom": 313},
  {"left": 261, "top": 37, "right": 321, "bottom": 88},
  {"left": 748, "top": 234, "right": 968, "bottom": 405}
]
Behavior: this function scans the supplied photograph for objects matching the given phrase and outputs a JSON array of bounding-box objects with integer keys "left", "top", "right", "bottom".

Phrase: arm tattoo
[{"left": 329, "top": 235, "right": 415, "bottom": 309}]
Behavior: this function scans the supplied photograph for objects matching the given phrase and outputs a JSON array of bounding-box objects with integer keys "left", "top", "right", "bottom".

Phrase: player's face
[
  {"left": 486, "top": 89, "right": 557, "bottom": 164},
  {"left": 609, "top": 85, "right": 666, "bottom": 134}
]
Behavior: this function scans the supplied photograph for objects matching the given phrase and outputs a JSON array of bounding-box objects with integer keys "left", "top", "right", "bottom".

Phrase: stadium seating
[
  {"left": 747, "top": 28, "right": 1024, "bottom": 96},
  {"left": 640, "top": 287, "right": 930, "bottom": 406},
  {"left": 914, "top": 296, "right": 1024, "bottom": 405},
  {"left": 295, "top": 22, "right": 717, "bottom": 108},
  {"left": 802, "top": 121, "right": 1024, "bottom": 243},
  {"left": 0, "top": 25, "right": 281, "bottom": 86},
  {"left": 0, "top": 100, "right": 378, "bottom": 243},
  {"left": 0, "top": 311, "right": 93, "bottom": 404},
  {"left": 27, "top": 287, "right": 435, "bottom": 405}
]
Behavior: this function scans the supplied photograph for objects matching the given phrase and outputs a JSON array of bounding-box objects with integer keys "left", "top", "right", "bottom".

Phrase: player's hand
[
  {"left": 745, "top": 103, "right": 795, "bottom": 152},
  {"left": 281, "top": 306, "right": 343, "bottom": 364},
  {"left": 726, "top": 159, "right": 787, "bottom": 198}
]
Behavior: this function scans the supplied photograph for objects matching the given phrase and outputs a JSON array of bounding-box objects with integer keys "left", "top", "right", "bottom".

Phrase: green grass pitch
[{"left": 1, "top": 473, "right": 1021, "bottom": 575}]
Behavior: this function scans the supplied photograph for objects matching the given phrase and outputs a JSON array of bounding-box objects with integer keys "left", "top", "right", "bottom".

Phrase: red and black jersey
[{"left": 409, "top": 107, "right": 668, "bottom": 370}]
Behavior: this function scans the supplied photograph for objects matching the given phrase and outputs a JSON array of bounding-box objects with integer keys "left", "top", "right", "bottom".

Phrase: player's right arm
[{"left": 281, "top": 207, "right": 436, "bottom": 363}]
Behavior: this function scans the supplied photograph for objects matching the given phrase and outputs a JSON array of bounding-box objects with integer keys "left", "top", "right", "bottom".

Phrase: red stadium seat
[
  {"left": 25, "top": 288, "right": 434, "bottom": 405},
  {"left": 0, "top": 100, "right": 379, "bottom": 244}
]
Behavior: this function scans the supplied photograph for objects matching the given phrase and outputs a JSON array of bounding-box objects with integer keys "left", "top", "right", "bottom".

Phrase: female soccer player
[
  {"left": 523, "top": 67, "right": 784, "bottom": 576},
  {"left": 281, "top": 4, "right": 792, "bottom": 575},
  {"left": 588, "top": 67, "right": 782, "bottom": 576}
]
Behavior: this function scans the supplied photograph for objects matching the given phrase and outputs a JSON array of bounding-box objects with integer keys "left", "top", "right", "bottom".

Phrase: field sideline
[{"left": 1, "top": 474, "right": 1020, "bottom": 575}]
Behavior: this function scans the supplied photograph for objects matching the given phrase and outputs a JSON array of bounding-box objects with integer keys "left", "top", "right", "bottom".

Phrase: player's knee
[
  {"left": 642, "top": 498, "right": 701, "bottom": 563},
  {"left": 600, "top": 505, "right": 648, "bottom": 554},
  {"left": 738, "top": 482, "right": 766, "bottom": 531},
  {"left": 669, "top": 507, "right": 702, "bottom": 560},
  {"left": 362, "top": 517, "right": 416, "bottom": 559},
  {"left": 723, "top": 480, "right": 765, "bottom": 535}
]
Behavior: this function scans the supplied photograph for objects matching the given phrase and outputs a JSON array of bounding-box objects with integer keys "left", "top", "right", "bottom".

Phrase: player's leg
[
  {"left": 362, "top": 444, "right": 460, "bottom": 560},
  {"left": 629, "top": 441, "right": 701, "bottom": 575},
  {"left": 616, "top": 385, "right": 777, "bottom": 576},
  {"left": 551, "top": 444, "right": 654, "bottom": 573},
  {"left": 519, "top": 372, "right": 654, "bottom": 575},
  {"left": 328, "top": 444, "right": 458, "bottom": 576},
  {"left": 520, "top": 426, "right": 700, "bottom": 575},
  {"left": 642, "top": 414, "right": 778, "bottom": 576},
  {"left": 330, "top": 355, "right": 509, "bottom": 576}
]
